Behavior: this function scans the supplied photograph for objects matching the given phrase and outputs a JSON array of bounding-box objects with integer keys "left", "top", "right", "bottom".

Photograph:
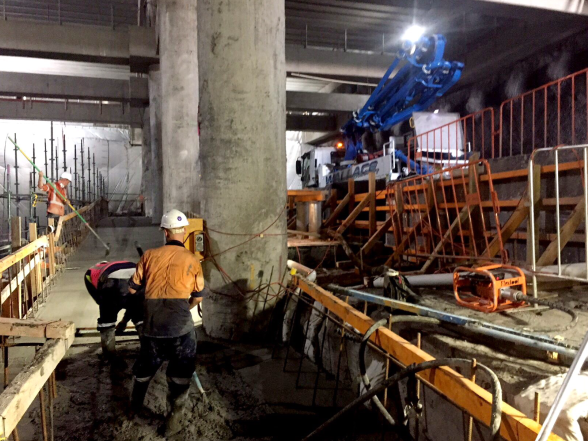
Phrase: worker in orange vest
[
  {"left": 38, "top": 171, "right": 72, "bottom": 221},
  {"left": 128, "top": 209, "right": 204, "bottom": 435}
]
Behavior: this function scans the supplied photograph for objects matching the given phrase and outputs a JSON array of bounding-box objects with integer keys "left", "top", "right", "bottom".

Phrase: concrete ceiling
[
  {"left": 0, "top": 0, "right": 587, "bottom": 135},
  {"left": 1, "top": 1, "right": 585, "bottom": 53}
]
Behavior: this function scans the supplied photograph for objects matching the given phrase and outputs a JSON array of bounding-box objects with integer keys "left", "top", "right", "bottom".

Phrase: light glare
[{"left": 402, "top": 25, "right": 425, "bottom": 43}]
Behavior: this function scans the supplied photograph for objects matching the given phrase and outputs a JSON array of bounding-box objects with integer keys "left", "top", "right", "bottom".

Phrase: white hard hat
[
  {"left": 60, "top": 171, "right": 73, "bottom": 182},
  {"left": 160, "top": 209, "right": 189, "bottom": 229}
]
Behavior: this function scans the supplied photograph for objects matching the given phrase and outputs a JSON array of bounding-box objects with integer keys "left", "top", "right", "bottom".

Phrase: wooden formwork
[
  {"left": 293, "top": 276, "right": 563, "bottom": 441},
  {"left": 0, "top": 201, "right": 101, "bottom": 440},
  {"left": 290, "top": 156, "right": 588, "bottom": 273},
  {"left": 0, "top": 318, "right": 75, "bottom": 439}
]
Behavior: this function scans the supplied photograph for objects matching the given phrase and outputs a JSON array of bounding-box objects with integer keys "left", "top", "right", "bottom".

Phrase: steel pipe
[
  {"left": 326, "top": 284, "right": 578, "bottom": 360},
  {"left": 373, "top": 273, "right": 454, "bottom": 288}
]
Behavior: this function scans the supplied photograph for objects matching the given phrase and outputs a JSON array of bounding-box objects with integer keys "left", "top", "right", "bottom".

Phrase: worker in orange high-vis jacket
[
  {"left": 38, "top": 171, "right": 72, "bottom": 221},
  {"left": 129, "top": 209, "right": 204, "bottom": 435}
]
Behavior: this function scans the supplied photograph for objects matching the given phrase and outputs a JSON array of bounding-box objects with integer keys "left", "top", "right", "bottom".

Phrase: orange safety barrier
[
  {"left": 499, "top": 67, "right": 588, "bottom": 157},
  {"left": 404, "top": 67, "right": 588, "bottom": 168},
  {"left": 386, "top": 160, "right": 505, "bottom": 270},
  {"left": 407, "top": 108, "right": 495, "bottom": 170}
]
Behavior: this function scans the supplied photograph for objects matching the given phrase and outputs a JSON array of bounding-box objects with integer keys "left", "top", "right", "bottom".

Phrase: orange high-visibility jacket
[{"left": 40, "top": 179, "right": 68, "bottom": 216}]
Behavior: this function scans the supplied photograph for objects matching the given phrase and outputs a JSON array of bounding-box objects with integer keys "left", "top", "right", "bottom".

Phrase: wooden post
[
  {"left": 368, "top": 172, "right": 377, "bottom": 237},
  {"left": 527, "top": 164, "right": 541, "bottom": 264},
  {"left": 10, "top": 218, "right": 21, "bottom": 319},
  {"left": 47, "top": 219, "right": 56, "bottom": 277},
  {"left": 391, "top": 183, "right": 404, "bottom": 256},
  {"left": 329, "top": 189, "right": 338, "bottom": 214},
  {"left": 348, "top": 178, "right": 355, "bottom": 234},
  {"left": 29, "top": 224, "right": 41, "bottom": 303},
  {"left": 467, "top": 158, "right": 484, "bottom": 259},
  {"left": 533, "top": 391, "right": 541, "bottom": 423},
  {"left": 384, "top": 314, "right": 392, "bottom": 407},
  {"left": 466, "top": 359, "right": 478, "bottom": 441}
]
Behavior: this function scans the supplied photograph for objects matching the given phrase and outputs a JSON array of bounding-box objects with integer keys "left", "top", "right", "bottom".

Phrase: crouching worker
[
  {"left": 129, "top": 209, "right": 204, "bottom": 436},
  {"left": 84, "top": 261, "right": 144, "bottom": 358}
]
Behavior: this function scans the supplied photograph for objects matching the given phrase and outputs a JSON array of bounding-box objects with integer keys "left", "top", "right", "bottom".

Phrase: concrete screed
[
  {"left": 198, "top": 0, "right": 288, "bottom": 340},
  {"left": 13, "top": 219, "right": 363, "bottom": 441}
]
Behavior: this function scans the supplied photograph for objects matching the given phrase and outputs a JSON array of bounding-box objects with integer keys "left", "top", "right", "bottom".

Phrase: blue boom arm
[{"left": 342, "top": 34, "right": 464, "bottom": 172}]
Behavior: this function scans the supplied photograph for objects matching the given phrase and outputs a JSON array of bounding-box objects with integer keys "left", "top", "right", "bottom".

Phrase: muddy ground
[
  {"left": 18, "top": 333, "right": 393, "bottom": 441},
  {"left": 26, "top": 339, "right": 273, "bottom": 441}
]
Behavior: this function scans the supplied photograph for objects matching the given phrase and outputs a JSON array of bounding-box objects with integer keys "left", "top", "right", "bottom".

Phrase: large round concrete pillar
[
  {"left": 148, "top": 65, "right": 163, "bottom": 224},
  {"left": 158, "top": 0, "right": 200, "bottom": 215},
  {"left": 199, "top": 0, "right": 287, "bottom": 340},
  {"left": 141, "top": 106, "right": 153, "bottom": 217}
]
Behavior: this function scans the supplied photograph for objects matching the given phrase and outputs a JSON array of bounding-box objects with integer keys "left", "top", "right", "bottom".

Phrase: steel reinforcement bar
[{"left": 292, "top": 275, "right": 563, "bottom": 441}]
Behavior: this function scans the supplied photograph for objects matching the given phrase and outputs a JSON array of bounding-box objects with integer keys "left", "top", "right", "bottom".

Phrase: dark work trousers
[
  {"left": 133, "top": 329, "right": 197, "bottom": 383},
  {"left": 84, "top": 274, "right": 143, "bottom": 330}
]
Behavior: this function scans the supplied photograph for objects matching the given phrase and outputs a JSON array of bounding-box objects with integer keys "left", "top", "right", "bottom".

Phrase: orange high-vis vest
[{"left": 40, "top": 179, "right": 68, "bottom": 216}]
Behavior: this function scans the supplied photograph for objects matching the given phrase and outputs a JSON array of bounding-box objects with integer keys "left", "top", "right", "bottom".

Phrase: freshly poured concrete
[{"left": 36, "top": 218, "right": 162, "bottom": 328}]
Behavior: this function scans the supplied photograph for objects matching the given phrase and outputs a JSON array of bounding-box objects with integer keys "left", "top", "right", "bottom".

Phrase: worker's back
[{"left": 131, "top": 240, "right": 203, "bottom": 338}]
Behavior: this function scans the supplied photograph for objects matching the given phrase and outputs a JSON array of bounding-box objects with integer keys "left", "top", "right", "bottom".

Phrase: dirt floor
[
  {"left": 26, "top": 340, "right": 269, "bottom": 441},
  {"left": 16, "top": 329, "right": 393, "bottom": 441}
]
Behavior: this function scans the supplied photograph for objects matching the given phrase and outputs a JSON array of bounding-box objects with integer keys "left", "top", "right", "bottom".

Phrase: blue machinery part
[
  {"left": 326, "top": 284, "right": 579, "bottom": 361},
  {"left": 342, "top": 35, "right": 464, "bottom": 173}
]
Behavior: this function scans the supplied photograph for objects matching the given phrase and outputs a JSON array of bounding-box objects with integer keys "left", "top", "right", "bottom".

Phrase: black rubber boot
[
  {"left": 130, "top": 377, "right": 151, "bottom": 413},
  {"left": 100, "top": 328, "right": 116, "bottom": 357},
  {"left": 165, "top": 381, "right": 190, "bottom": 437},
  {"left": 135, "top": 323, "right": 144, "bottom": 339}
]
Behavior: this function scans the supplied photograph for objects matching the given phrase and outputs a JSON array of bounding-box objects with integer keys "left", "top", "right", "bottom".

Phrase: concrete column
[
  {"left": 148, "top": 65, "right": 163, "bottom": 224},
  {"left": 158, "top": 0, "right": 200, "bottom": 216},
  {"left": 199, "top": 0, "right": 287, "bottom": 340},
  {"left": 141, "top": 106, "right": 153, "bottom": 217}
]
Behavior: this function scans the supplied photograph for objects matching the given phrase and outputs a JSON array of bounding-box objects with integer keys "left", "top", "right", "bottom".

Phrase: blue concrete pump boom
[{"left": 342, "top": 34, "right": 464, "bottom": 170}]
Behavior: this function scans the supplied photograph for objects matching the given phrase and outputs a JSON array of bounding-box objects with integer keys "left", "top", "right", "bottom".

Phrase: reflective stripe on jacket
[
  {"left": 88, "top": 261, "right": 137, "bottom": 290},
  {"left": 41, "top": 179, "right": 68, "bottom": 216}
]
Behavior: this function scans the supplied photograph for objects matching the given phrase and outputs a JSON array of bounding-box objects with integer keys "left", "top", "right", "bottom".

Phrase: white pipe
[
  {"left": 536, "top": 263, "right": 587, "bottom": 279},
  {"left": 373, "top": 273, "right": 454, "bottom": 288},
  {"left": 287, "top": 260, "right": 316, "bottom": 282}
]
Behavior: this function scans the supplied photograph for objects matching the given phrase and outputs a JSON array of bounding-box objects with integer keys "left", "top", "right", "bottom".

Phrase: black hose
[
  {"left": 358, "top": 319, "right": 396, "bottom": 426},
  {"left": 385, "top": 273, "right": 420, "bottom": 302},
  {"left": 302, "top": 358, "right": 502, "bottom": 441},
  {"left": 509, "top": 292, "right": 578, "bottom": 332}
]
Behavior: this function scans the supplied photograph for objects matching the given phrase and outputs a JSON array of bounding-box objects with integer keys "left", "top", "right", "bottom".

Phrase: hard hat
[
  {"left": 160, "top": 209, "right": 189, "bottom": 229},
  {"left": 60, "top": 171, "right": 73, "bottom": 182}
]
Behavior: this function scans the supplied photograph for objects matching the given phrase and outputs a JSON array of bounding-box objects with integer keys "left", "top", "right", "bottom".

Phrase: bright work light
[{"left": 402, "top": 25, "right": 424, "bottom": 43}]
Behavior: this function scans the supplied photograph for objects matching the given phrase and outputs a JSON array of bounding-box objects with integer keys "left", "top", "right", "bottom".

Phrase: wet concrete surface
[
  {"left": 35, "top": 216, "right": 162, "bottom": 328},
  {"left": 13, "top": 217, "right": 386, "bottom": 440}
]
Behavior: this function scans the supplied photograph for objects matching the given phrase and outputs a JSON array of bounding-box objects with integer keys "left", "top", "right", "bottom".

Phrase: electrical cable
[
  {"left": 507, "top": 291, "right": 578, "bottom": 333},
  {"left": 359, "top": 318, "right": 396, "bottom": 427},
  {"left": 302, "top": 358, "right": 502, "bottom": 441}
]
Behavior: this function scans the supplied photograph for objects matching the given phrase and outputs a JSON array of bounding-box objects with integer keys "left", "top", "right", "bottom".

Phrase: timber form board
[
  {"left": 0, "top": 318, "right": 75, "bottom": 438},
  {"left": 293, "top": 276, "right": 563, "bottom": 441}
]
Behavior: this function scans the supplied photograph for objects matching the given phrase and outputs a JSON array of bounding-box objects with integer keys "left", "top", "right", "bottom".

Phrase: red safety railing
[
  {"left": 406, "top": 108, "right": 495, "bottom": 171},
  {"left": 499, "top": 67, "right": 588, "bottom": 157},
  {"left": 386, "top": 160, "right": 505, "bottom": 270}
]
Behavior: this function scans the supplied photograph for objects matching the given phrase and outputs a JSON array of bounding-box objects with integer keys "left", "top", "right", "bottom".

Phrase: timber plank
[
  {"left": 0, "top": 337, "right": 73, "bottom": 438},
  {"left": 294, "top": 277, "right": 562, "bottom": 441},
  {"left": 336, "top": 196, "right": 372, "bottom": 235},
  {"left": 0, "top": 317, "right": 75, "bottom": 339},
  {"left": 537, "top": 198, "right": 586, "bottom": 266},
  {"left": 361, "top": 217, "right": 393, "bottom": 256}
]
